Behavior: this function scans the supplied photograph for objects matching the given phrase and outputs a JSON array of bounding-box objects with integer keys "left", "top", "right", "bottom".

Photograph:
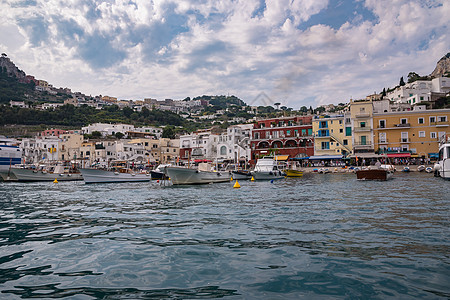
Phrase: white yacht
[
  {"left": 251, "top": 157, "right": 286, "bottom": 180},
  {"left": 434, "top": 135, "right": 450, "bottom": 180},
  {"left": 0, "top": 136, "right": 22, "bottom": 181}
]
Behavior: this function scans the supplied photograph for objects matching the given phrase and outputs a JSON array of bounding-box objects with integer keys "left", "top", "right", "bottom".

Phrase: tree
[
  {"left": 123, "top": 106, "right": 133, "bottom": 118},
  {"left": 91, "top": 131, "right": 102, "bottom": 139},
  {"left": 115, "top": 132, "right": 124, "bottom": 139},
  {"left": 274, "top": 102, "right": 281, "bottom": 110},
  {"left": 162, "top": 126, "right": 175, "bottom": 139},
  {"left": 399, "top": 76, "right": 406, "bottom": 86},
  {"left": 381, "top": 88, "right": 386, "bottom": 97}
]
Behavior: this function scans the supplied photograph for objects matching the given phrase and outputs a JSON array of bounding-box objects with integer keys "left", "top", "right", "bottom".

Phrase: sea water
[{"left": 0, "top": 172, "right": 449, "bottom": 299}]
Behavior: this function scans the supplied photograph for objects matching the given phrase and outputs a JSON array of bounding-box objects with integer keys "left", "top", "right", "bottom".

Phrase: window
[
  {"left": 360, "top": 107, "right": 365, "bottom": 112},
  {"left": 343, "top": 139, "right": 348, "bottom": 145},
  {"left": 360, "top": 122, "right": 366, "bottom": 128},
  {"left": 418, "top": 118, "right": 424, "bottom": 124},
  {"left": 254, "top": 132, "right": 259, "bottom": 139},
  {"left": 339, "top": 120, "right": 343, "bottom": 124},
  {"left": 286, "top": 130, "right": 290, "bottom": 136},
  {"left": 379, "top": 132, "right": 386, "bottom": 143},
  {"left": 360, "top": 136, "right": 367, "bottom": 145},
  {"left": 339, "top": 128, "right": 343, "bottom": 133},
  {"left": 321, "top": 142, "right": 330, "bottom": 150},
  {"left": 420, "top": 96, "right": 424, "bottom": 100},
  {"left": 220, "top": 146, "right": 227, "bottom": 155},
  {"left": 345, "top": 127, "right": 352, "bottom": 136},
  {"left": 400, "top": 118, "right": 408, "bottom": 124},
  {"left": 430, "top": 116, "right": 436, "bottom": 123},
  {"left": 379, "top": 120, "right": 386, "bottom": 128},
  {"left": 438, "top": 116, "right": 447, "bottom": 122},
  {"left": 401, "top": 132, "right": 408, "bottom": 143},
  {"left": 431, "top": 132, "right": 437, "bottom": 139},
  {"left": 419, "top": 131, "right": 425, "bottom": 138}
]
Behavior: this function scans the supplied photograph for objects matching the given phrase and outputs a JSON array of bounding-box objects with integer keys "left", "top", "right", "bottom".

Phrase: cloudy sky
[{"left": 1, "top": 0, "right": 449, "bottom": 108}]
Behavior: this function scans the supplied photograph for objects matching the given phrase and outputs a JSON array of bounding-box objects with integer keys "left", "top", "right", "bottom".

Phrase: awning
[
  {"left": 428, "top": 153, "right": 439, "bottom": 158},
  {"left": 350, "top": 153, "right": 381, "bottom": 158},
  {"left": 291, "top": 157, "right": 309, "bottom": 160},
  {"left": 308, "top": 155, "right": 343, "bottom": 160},
  {"left": 387, "top": 153, "right": 411, "bottom": 158},
  {"left": 275, "top": 155, "right": 289, "bottom": 161}
]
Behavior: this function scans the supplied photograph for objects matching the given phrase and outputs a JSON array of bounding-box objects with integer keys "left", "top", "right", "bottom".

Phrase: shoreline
[{"left": 300, "top": 165, "right": 435, "bottom": 174}]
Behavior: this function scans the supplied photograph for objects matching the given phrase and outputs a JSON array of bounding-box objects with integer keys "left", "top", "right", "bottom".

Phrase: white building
[
  {"left": 180, "top": 128, "right": 221, "bottom": 160},
  {"left": 20, "top": 137, "right": 60, "bottom": 163},
  {"left": 133, "top": 126, "right": 163, "bottom": 139},
  {"left": 82, "top": 123, "right": 135, "bottom": 137},
  {"left": 217, "top": 124, "right": 253, "bottom": 162},
  {"left": 387, "top": 77, "right": 450, "bottom": 105}
]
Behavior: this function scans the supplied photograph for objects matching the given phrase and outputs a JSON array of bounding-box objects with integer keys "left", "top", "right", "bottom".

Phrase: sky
[{"left": 0, "top": 0, "right": 449, "bottom": 109}]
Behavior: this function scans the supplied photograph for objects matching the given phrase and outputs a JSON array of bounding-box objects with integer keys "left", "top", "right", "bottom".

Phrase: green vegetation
[
  {"left": 0, "top": 67, "right": 34, "bottom": 103},
  {"left": 193, "top": 95, "right": 246, "bottom": 109}
]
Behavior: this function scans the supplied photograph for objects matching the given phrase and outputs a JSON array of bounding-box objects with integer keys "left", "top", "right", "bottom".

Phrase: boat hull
[
  {"left": 356, "top": 169, "right": 393, "bottom": 181},
  {"left": 285, "top": 169, "right": 303, "bottom": 177},
  {"left": 150, "top": 170, "right": 168, "bottom": 180},
  {"left": 11, "top": 168, "right": 83, "bottom": 182},
  {"left": 231, "top": 170, "right": 252, "bottom": 180},
  {"left": 165, "top": 167, "right": 231, "bottom": 185},
  {"left": 80, "top": 168, "right": 151, "bottom": 184},
  {"left": 251, "top": 171, "right": 285, "bottom": 180}
]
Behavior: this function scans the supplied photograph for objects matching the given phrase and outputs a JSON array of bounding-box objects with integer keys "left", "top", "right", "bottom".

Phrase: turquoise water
[{"left": 0, "top": 172, "right": 449, "bottom": 299}]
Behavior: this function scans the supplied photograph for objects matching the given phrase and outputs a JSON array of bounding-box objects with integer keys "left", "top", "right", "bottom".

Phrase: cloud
[{"left": 0, "top": 0, "right": 449, "bottom": 109}]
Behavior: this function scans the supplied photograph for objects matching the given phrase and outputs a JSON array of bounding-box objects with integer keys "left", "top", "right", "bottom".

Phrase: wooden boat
[{"left": 356, "top": 165, "right": 394, "bottom": 181}]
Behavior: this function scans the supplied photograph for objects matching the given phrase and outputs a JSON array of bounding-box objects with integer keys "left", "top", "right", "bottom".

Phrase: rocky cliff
[
  {"left": 430, "top": 52, "right": 450, "bottom": 78},
  {"left": 0, "top": 54, "right": 26, "bottom": 79}
]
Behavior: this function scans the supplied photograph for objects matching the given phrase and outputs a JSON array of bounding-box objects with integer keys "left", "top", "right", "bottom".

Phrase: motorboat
[
  {"left": 0, "top": 137, "right": 22, "bottom": 181},
  {"left": 231, "top": 170, "right": 252, "bottom": 180},
  {"left": 164, "top": 162, "right": 231, "bottom": 185},
  {"left": 402, "top": 166, "right": 410, "bottom": 172},
  {"left": 434, "top": 136, "right": 450, "bottom": 180},
  {"left": 251, "top": 157, "right": 286, "bottom": 180},
  {"left": 11, "top": 164, "right": 83, "bottom": 182},
  {"left": 425, "top": 167, "right": 433, "bottom": 173},
  {"left": 285, "top": 162, "right": 303, "bottom": 177},
  {"left": 417, "top": 165, "right": 425, "bottom": 172},
  {"left": 356, "top": 164, "right": 394, "bottom": 181},
  {"left": 80, "top": 167, "right": 150, "bottom": 184},
  {"left": 317, "top": 168, "right": 330, "bottom": 174}
]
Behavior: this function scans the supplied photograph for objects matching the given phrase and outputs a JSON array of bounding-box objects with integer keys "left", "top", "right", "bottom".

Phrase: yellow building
[
  {"left": 312, "top": 114, "right": 353, "bottom": 157},
  {"left": 59, "top": 134, "right": 83, "bottom": 161},
  {"left": 373, "top": 109, "right": 450, "bottom": 159},
  {"left": 349, "top": 100, "right": 375, "bottom": 155},
  {"left": 132, "top": 138, "right": 180, "bottom": 164}
]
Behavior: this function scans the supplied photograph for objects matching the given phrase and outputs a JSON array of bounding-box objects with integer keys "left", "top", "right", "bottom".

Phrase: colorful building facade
[
  {"left": 312, "top": 114, "right": 353, "bottom": 158},
  {"left": 250, "top": 116, "right": 314, "bottom": 161}
]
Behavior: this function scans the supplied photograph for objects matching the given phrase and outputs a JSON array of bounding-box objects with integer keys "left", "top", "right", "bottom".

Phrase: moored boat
[
  {"left": 150, "top": 164, "right": 170, "bottom": 180},
  {"left": 11, "top": 165, "right": 83, "bottom": 182},
  {"left": 80, "top": 168, "right": 151, "bottom": 184},
  {"left": 231, "top": 170, "right": 252, "bottom": 180},
  {"left": 251, "top": 157, "right": 286, "bottom": 180},
  {"left": 417, "top": 165, "right": 425, "bottom": 172},
  {"left": 356, "top": 165, "right": 394, "bottom": 181},
  {"left": 164, "top": 163, "right": 231, "bottom": 185},
  {"left": 285, "top": 169, "right": 303, "bottom": 177},
  {"left": 433, "top": 135, "right": 450, "bottom": 180},
  {"left": 0, "top": 137, "right": 22, "bottom": 181}
]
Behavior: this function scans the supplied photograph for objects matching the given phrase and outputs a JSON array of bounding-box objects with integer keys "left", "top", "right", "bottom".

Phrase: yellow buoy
[
  {"left": 230, "top": 176, "right": 233, "bottom": 181},
  {"left": 251, "top": 176, "right": 255, "bottom": 181},
  {"left": 53, "top": 178, "right": 58, "bottom": 183},
  {"left": 233, "top": 180, "right": 240, "bottom": 188}
]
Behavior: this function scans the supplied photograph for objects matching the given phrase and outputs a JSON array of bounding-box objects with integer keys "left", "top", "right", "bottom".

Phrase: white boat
[
  {"left": 425, "top": 167, "right": 433, "bottom": 173},
  {"left": 434, "top": 136, "right": 450, "bottom": 180},
  {"left": 0, "top": 137, "right": 22, "bottom": 181},
  {"left": 11, "top": 165, "right": 83, "bottom": 182},
  {"left": 164, "top": 163, "right": 231, "bottom": 185},
  {"left": 417, "top": 165, "right": 425, "bottom": 172},
  {"left": 80, "top": 168, "right": 151, "bottom": 184},
  {"left": 150, "top": 164, "right": 171, "bottom": 180},
  {"left": 251, "top": 157, "right": 286, "bottom": 180}
]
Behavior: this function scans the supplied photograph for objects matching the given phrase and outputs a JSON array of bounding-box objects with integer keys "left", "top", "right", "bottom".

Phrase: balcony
[
  {"left": 354, "top": 126, "right": 371, "bottom": 132},
  {"left": 353, "top": 142, "right": 374, "bottom": 150},
  {"left": 431, "top": 121, "right": 449, "bottom": 127},
  {"left": 378, "top": 140, "right": 389, "bottom": 144},
  {"left": 400, "top": 138, "right": 410, "bottom": 143},
  {"left": 394, "top": 123, "right": 410, "bottom": 128}
]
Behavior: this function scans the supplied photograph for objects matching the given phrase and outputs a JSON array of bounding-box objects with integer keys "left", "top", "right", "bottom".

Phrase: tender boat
[
  {"left": 231, "top": 170, "right": 253, "bottom": 180},
  {"left": 251, "top": 157, "right": 286, "bottom": 180},
  {"left": 434, "top": 135, "right": 450, "bottom": 180},
  {"left": 11, "top": 165, "right": 83, "bottom": 182},
  {"left": 417, "top": 165, "right": 425, "bottom": 172},
  {"left": 80, "top": 167, "right": 150, "bottom": 184},
  {"left": 425, "top": 167, "right": 433, "bottom": 173},
  {"left": 164, "top": 163, "right": 231, "bottom": 185},
  {"left": 402, "top": 166, "right": 410, "bottom": 172},
  {"left": 356, "top": 165, "right": 394, "bottom": 181}
]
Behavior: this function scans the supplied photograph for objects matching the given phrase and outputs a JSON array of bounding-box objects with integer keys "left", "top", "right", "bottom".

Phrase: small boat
[
  {"left": 402, "top": 166, "right": 410, "bottom": 172},
  {"left": 356, "top": 165, "right": 394, "bottom": 181},
  {"left": 318, "top": 168, "right": 329, "bottom": 174},
  {"left": 80, "top": 167, "right": 151, "bottom": 184},
  {"left": 417, "top": 165, "right": 425, "bottom": 172},
  {"left": 285, "top": 169, "right": 303, "bottom": 177},
  {"left": 11, "top": 165, "right": 83, "bottom": 182},
  {"left": 434, "top": 136, "right": 450, "bottom": 179},
  {"left": 425, "top": 167, "right": 433, "bottom": 173},
  {"left": 251, "top": 157, "right": 286, "bottom": 180},
  {"left": 164, "top": 163, "right": 231, "bottom": 185}
]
